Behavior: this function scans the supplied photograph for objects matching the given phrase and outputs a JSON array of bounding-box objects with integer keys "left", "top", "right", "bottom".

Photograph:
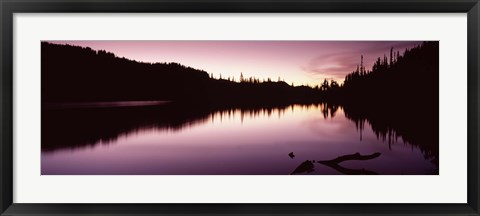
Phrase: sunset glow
[
  {"left": 41, "top": 40, "right": 439, "bottom": 175},
  {"left": 47, "top": 41, "right": 421, "bottom": 86}
]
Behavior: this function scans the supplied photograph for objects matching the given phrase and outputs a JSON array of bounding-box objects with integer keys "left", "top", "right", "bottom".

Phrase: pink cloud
[{"left": 45, "top": 40, "right": 423, "bottom": 85}]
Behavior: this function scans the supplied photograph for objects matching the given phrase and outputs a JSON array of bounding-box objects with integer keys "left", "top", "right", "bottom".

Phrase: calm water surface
[{"left": 41, "top": 103, "right": 438, "bottom": 175}]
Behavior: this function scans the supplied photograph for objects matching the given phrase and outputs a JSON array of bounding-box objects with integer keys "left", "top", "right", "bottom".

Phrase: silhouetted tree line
[
  {"left": 211, "top": 72, "right": 284, "bottom": 84},
  {"left": 342, "top": 42, "right": 438, "bottom": 105},
  {"left": 42, "top": 42, "right": 439, "bottom": 162},
  {"left": 321, "top": 42, "right": 439, "bottom": 161},
  {"left": 42, "top": 42, "right": 321, "bottom": 106},
  {"left": 42, "top": 42, "right": 210, "bottom": 103}
]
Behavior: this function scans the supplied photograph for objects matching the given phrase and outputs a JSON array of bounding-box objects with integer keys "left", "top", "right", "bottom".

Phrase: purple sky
[{"left": 48, "top": 41, "right": 421, "bottom": 86}]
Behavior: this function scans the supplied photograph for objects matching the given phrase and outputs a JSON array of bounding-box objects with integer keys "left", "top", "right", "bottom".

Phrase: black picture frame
[{"left": 1, "top": 0, "right": 479, "bottom": 215}]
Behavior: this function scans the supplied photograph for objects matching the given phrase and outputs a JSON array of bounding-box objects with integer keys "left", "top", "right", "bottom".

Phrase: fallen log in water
[
  {"left": 317, "top": 152, "right": 381, "bottom": 175},
  {"left": 319, "top": 152, "right": 381, "bottom": 164}
]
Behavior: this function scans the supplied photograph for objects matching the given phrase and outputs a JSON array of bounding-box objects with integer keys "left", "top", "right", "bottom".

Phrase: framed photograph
[{"left": 1, "top": 0, "right": 479, "bottom": 215}]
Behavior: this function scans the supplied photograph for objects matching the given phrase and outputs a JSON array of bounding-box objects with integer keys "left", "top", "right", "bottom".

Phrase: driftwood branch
[
  {"left": 290, "top": 152, "right": 382, "bottom": 175},
  {"left": 317, "top": 152, "right": 381, "bottom": 175},
  {"left": 319, "top": 152, "right": 381, "bottom": 164}
]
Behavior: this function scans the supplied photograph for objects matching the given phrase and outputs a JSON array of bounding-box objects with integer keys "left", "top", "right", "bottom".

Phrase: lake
[{"left": 41, "top": 102, "right": 438, "bottom": 175}]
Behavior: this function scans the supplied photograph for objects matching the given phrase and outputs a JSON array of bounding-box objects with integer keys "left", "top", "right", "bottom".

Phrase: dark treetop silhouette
[
  {"left": 41, "top": 42, "right": 321, "bottom": 107},
  {"left": 325, "top": 42, "right": 439, "bottom": 162},
  {"left": 41, "top": 41, "right": 439, "bottom": 173}
]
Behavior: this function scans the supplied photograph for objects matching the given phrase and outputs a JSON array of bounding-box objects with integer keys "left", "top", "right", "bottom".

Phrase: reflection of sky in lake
[{"left": 42, "top": 104, "right": 438, "bottom": 175}]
